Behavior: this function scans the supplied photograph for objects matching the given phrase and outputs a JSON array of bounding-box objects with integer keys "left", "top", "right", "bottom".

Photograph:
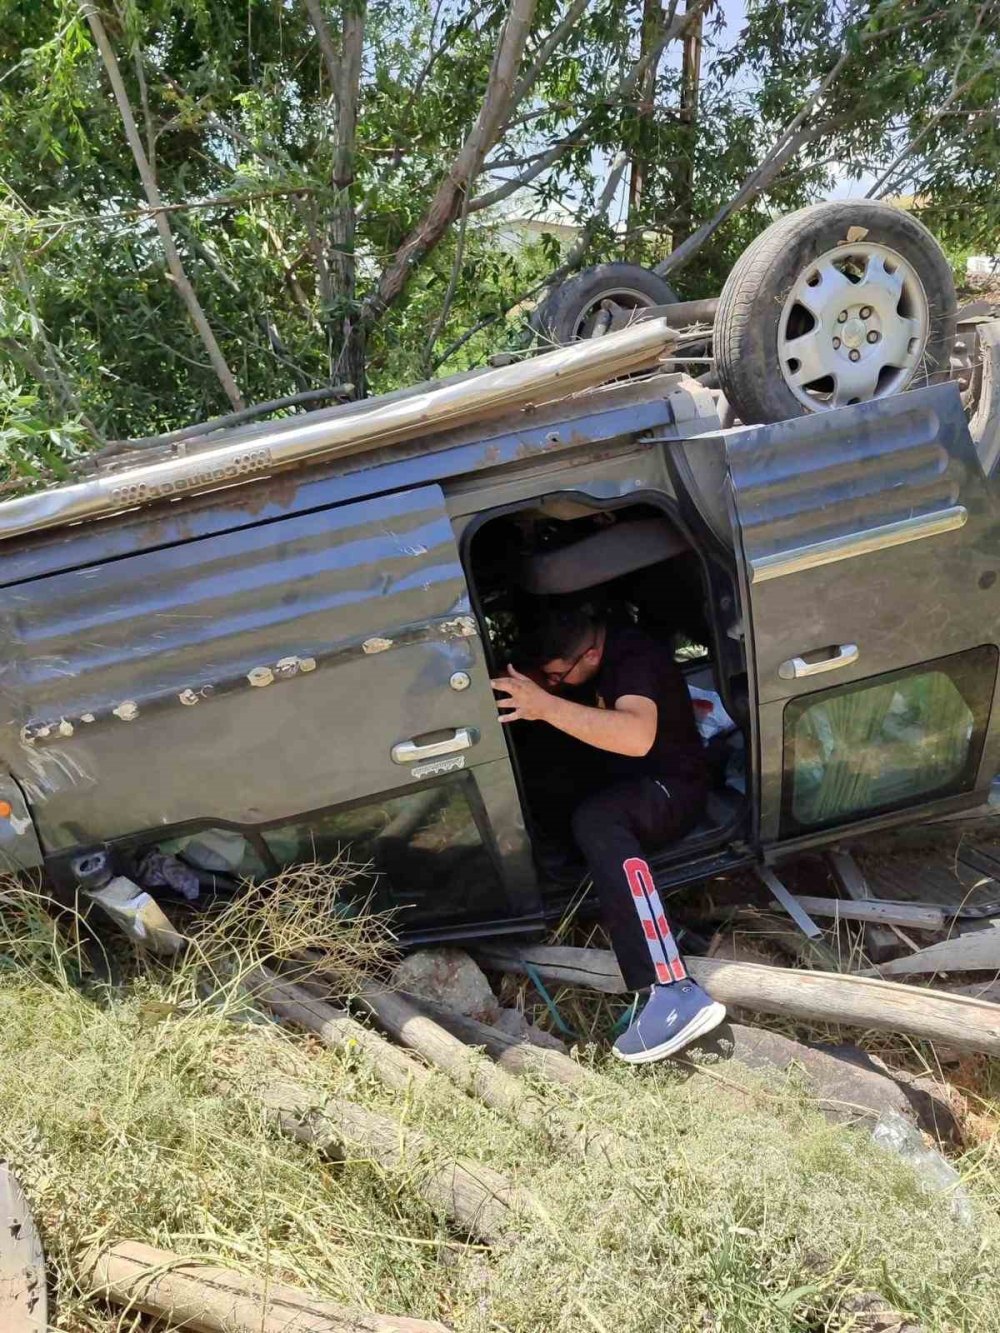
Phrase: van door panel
[
  {"left": 726, "top": 384, "right": 1000, "bottom": 842},
  {"left": 0, "top": 485, "right": 529, "bottom": 900}
]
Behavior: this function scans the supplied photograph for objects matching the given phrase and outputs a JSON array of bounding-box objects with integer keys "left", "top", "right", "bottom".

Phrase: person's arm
[{"left": 491, "top": 665, "right": 656, "bottom": 757}]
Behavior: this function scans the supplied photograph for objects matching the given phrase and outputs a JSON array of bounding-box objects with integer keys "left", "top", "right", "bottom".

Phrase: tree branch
[
  {"left": 364, "top": 0, "right": 538, "bottom": 324},
  {"left": 470, "top": 14, "right": 678, "bottom": 215},
  {"left": 506, "top": 0, "right": 590, "bottom": 118},
  {"left": 81, "top": 2, "right": 244, "bottom": 410},
  {"left": 433, "top": 149, "right": 629, "bottom": 371},
  {"left": 868, "top": 47, "right": 1000, "bottom": 198},
  {"left": 303, "top": 0, "right": 342, "bottom": 116},
  {"left": 654, "top": 37, "right": 855, "bottom": 278}
]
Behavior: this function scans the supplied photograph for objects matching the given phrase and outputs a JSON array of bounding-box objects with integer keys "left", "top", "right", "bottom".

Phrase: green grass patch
[{"left": 0, "top": 877, "right": 998, "bottom": 1332}]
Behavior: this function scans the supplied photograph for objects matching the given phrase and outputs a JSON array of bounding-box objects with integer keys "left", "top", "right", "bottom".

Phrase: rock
[
  {"left": 493, "top": 1007, "right": 567, "bottom": 1053},
  {"left": 392, "top": 948, "right": 500, "bottom": 1024},
  {"left": 689, "top": 1022, "right": 961, "bottom": 1142}
]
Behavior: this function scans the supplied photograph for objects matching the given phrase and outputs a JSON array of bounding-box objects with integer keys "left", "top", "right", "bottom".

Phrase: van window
[
  {"left": 261, "top": 777, "right": 505, "bottom": 925},
  {"left": 783, "top": 646, "right": 997, "bottom": 831}
]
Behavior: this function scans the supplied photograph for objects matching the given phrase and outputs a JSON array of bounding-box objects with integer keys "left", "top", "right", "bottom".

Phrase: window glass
[
  {"left": 261, "top": 777, "right": 504, "bottom": 925},
  {"left": 784, "top": 647, "right": 997, "bottom": 831}
]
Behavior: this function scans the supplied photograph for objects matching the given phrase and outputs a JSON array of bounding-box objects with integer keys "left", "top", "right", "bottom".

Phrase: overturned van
[{"left": 0, "top": 303, "right": 997, "bottom": 947}]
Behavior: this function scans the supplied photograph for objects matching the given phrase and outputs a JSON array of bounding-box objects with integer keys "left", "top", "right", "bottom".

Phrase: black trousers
[{"left": 570, "top": 776, "right": 706, "bottom": 990}]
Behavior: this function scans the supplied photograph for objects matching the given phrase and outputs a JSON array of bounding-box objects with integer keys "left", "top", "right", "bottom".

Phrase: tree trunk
[
  {"left": 671, "top": 0, "right": 705, "bottom": 245},
  {"left": 331, "top": 1, "right": 367, "bottom": 389},
  {"left": 246, "top": 967, "right": 433, "bottom": 1093},
  {"left": 357, "top": 985, "right": 621, "bottom": 1160},
  {"left": 626, "top": 0, "right": 666, "bottom": 257},
  {"left": 475, "top": 943, "right": 1000, "bottom": 1056}
]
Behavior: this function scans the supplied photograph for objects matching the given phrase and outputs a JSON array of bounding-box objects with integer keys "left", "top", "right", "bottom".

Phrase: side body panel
[
  {"left": 0, "top": 377, "right": 719, "bottom": 916},
  {"left": 0, "top": 486, "right": 518, "bottom": 858},
  {"left": 726, "top": 383, "right": 1000, "bottom": 845}
]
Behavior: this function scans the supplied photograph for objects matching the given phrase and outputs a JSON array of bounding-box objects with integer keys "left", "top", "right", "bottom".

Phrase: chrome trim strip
[{"left": 750, "top": 505, "right": 968, "bottom": 584}]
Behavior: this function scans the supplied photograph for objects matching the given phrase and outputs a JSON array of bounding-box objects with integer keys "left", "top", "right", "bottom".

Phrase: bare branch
[
  {"left": 365, "top": 0, "right": 538, "bottom": 323},
  {"left": 434, "top": 150, "right": 629, "bottom": 371},
  {"left": 655, "top": 36, "right": 855, "bottom": 278},
  {"left": 653, "top": 0, "right": 966, "bottom": 278},
  {"left": 470, "top": 129, "right": 587, "bottom": 212},
  {"left": 421, "top": 185, "right": 473, "bottom": 373},
  {"left": 81, "top": 2, "right": 244, "bottom": 409}
]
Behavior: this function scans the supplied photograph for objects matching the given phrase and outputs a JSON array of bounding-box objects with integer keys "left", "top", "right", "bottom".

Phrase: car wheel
[
  {"left": 714, "top": 202, "right": 957, "bottom": 424},
  {"left": 531, "top": 263, "right": 680, "bottom": 346}
]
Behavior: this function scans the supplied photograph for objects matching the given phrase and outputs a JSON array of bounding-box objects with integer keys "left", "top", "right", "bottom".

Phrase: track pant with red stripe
[{"left": 570, "top": 776, "right": 706, "bottom": 990}]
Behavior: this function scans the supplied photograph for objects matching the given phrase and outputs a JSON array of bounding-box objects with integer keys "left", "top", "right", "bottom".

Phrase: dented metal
[{"left": 0, "top": 319, "right": 677, "bottom": 543}]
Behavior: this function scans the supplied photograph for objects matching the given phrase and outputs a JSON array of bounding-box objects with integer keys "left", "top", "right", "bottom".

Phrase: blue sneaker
[{"left": 612, "top": 980, "right": 726, "bottom": 1064}]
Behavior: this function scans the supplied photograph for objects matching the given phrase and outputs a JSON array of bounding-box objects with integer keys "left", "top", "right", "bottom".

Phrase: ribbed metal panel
[{"left": 726, "top": 396, "right": 958, "bottom": 563}]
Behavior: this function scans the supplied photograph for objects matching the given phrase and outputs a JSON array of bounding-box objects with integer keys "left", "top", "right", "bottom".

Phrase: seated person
[{"left": 492, "top": 605, "right": 726, "bottom": 1062}]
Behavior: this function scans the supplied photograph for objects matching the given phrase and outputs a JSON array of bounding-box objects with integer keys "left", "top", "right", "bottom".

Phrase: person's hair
[{"left": 518, "top": 602, "right": 604, "bottom": 668}]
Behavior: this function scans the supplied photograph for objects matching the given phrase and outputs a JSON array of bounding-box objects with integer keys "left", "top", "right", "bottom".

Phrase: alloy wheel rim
[
  {"left": 573, "top": 286, "right": 662, "bottom": 339},
  {"left": 778, "top": 241, "right": 930, "bottom": 411}
]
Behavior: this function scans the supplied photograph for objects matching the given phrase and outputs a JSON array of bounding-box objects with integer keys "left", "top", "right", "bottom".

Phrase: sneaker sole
[{"left": 611, "top": 1001, "right": 727, "bottom": 1065}]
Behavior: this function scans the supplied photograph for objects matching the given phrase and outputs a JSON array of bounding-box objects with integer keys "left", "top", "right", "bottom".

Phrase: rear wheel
[
  {"left": 715, "top": 202, "right": 957, "bottom": 424},
  {"left": 531, "top": 263, "right": 679, "bottom": 346}
]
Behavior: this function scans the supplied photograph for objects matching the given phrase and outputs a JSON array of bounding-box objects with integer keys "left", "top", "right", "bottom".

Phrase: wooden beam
[
  {"left": 259, "top": 1079, "right": 524, "bottom": 1245},
  {"left": 876, "top": 927, "right": 1000, "bottom": 978},
  {"left": 246, "top": 968, "right": 433, "bottom": 1093},
  {"left": 476, "top": 943, "right": 1000, "bottom": 1056},
  {"left": 82, "top": 1240, "right": 449, "bottom": 1332},
  {"left": 357, "top": 985, "right": 620, "bottom": 1160},
  {"left": 407, "top": 994, "right": 594, "bottom": 1089},
  {"left": 780, "top": 895, "right": 948, "bottom": 932}
]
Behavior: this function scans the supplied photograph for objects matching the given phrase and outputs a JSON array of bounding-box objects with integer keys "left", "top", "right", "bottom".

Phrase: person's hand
[{"left": 491, "top": 664, "right": 553, "bottom": 724}]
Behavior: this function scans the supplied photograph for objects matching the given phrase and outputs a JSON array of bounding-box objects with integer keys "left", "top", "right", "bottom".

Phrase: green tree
[{"left": 0, "top": 0, "right": 997, "bottom": 486}]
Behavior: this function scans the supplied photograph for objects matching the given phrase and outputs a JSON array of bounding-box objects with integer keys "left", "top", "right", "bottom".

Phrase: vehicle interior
[{"left": 465, "top": 493, "right": 752, "bottom": 900}]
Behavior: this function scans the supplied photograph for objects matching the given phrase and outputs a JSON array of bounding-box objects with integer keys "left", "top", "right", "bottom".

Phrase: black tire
[
  {"left": 531, "top": 263, "right": 680, "bottom": 347},
  {"left": 715, "top": 201, "right": 957, "bottom": 425}
]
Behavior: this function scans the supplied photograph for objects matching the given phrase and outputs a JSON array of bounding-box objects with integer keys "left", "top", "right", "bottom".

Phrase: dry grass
[{"left": 0, "top": 870, "right": 999, "bottom": 1332}]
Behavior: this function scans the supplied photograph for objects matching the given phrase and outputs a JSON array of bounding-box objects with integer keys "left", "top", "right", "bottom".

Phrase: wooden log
[
  {"left": 259, "top": 1078, "right": 524, "bottom": 1245},
  {"left": 82, "top": 1240, "right": 449, "bottom": 1332},
  {"left": 782, "top": 895, "right": 948, "bottom": 932},
  {"left": 357, "top": 986, "right": 619, "bottom": 1159},
  {"left": 875, "top": 927, "right": 1000, "bottom": 978},
  {"left": 476, "top": 943, "right": 1000, "bottom": 1056},
  {"left": 246, "top": 968, "right": 432, "bottom": 1093},
  {"left": 406, "top": 995, "right": 595, "bottom": 1089}
]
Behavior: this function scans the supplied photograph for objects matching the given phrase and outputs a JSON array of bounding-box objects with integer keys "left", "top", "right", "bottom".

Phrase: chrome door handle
[
  {"left": 391, "top": 727, "right": 476, "bottom": 764},
  {"left": 778, "top": 643, "right": 859, "bottom": 681}
]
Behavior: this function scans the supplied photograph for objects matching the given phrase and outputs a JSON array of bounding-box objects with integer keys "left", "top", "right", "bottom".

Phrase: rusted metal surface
[{"left": 0, "top": 319, "right": 678, "bottom": 544}]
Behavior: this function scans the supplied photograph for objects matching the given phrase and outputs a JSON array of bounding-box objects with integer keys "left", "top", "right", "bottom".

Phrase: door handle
[
  {"left": 391, "top": 726, "right": 476, "bottom": 764},
  {"left": 778, "top": 643, "right": 859, "bottom": 681}
]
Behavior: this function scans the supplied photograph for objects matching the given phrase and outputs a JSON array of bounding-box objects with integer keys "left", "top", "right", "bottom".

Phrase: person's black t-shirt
[{"left": 594, "top": 626, "right": 707, "bottom": 789}]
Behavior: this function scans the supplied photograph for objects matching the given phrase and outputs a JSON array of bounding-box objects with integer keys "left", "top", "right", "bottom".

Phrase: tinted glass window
[
  {"left": 783, "top": 646, "right": 997, "bottom": 832},
  {"left": 262, "top": 777, "right": 504, "bottom": 926}
]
